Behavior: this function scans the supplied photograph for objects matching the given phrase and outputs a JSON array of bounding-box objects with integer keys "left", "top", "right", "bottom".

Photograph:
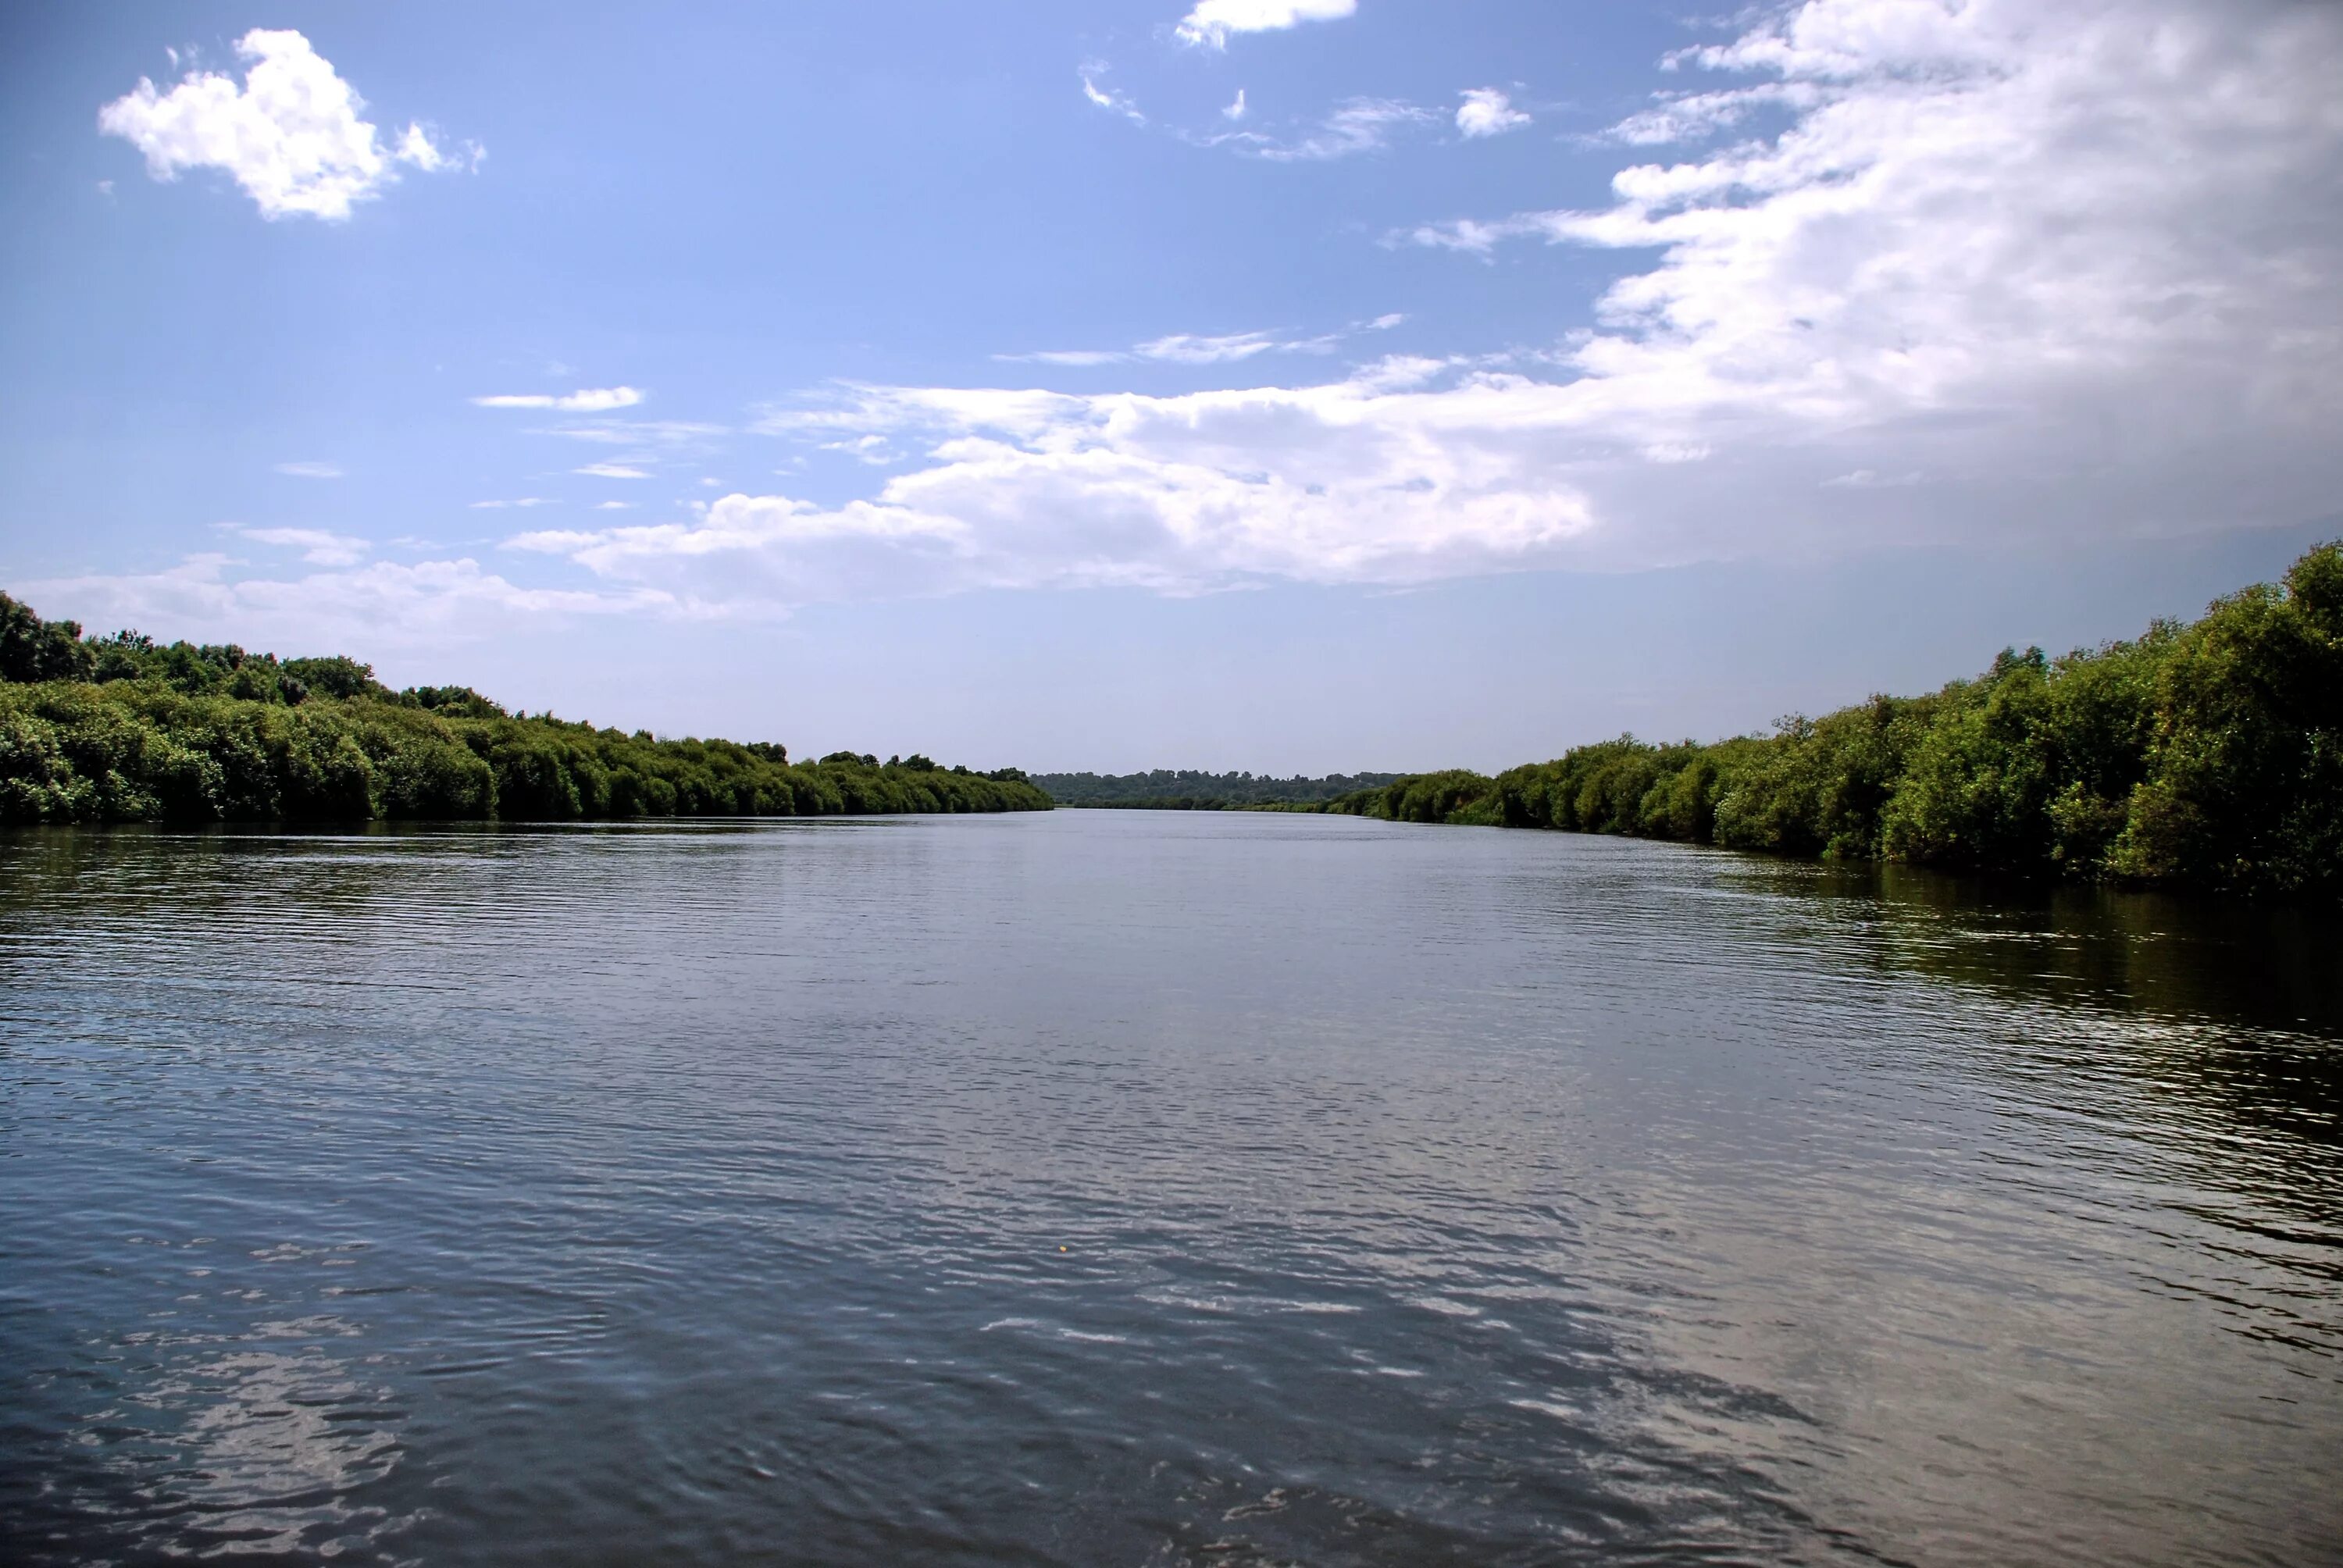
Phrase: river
[{"left": 2, "top": 811, "right": 2336, "bottom": 1565}]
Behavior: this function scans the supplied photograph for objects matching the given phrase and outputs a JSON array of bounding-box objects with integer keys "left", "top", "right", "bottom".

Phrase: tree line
[
  {"left": 1302, "top": 543, "right": 2343, "bottom": 900},
  {"left": 0, "top": 597, "right": 1051, "bottom": 824},
  {"left": 1034, "top": 769, "right": 1403, "bottom": 810}
]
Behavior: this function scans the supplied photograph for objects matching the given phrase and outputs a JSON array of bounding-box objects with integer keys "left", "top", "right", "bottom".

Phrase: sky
[{"left": 2, "top": 0, "right": 2340, "bottom": 772}]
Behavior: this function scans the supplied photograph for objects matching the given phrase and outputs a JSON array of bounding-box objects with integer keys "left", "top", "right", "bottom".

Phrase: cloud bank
[
  {"left": 57, "top": 0, "right": 2343, "bottom": 637},
  {"left": 97, "top": 30, "right": 475, "bottom": 220},
  {"left": 497, "top": 0, "right": 2342, "bottom": 615}
]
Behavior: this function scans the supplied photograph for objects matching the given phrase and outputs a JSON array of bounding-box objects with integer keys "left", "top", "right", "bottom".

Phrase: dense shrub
[
  {"left": 1314, "top": 543, "right": 2343, "bottom": 899},
  {"left": 0, "top": 597, "right": 1052, "bottom": 825}
]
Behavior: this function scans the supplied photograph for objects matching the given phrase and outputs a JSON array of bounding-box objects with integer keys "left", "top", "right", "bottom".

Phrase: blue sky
[{"left": 4, "top": 0, "right": 2339, "bottom": 771}]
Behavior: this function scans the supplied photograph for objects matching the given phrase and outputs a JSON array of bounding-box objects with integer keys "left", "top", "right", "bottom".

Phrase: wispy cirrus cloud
[
  {"left": 529, "top": 420, "right": 725, "bottom": 447},
  {"left": 999, "top": 328, "right": 1343, "bottom": 368},
  {"left": 472, "top": 387, "right": 644, "bottom": 412},
  {"left": 273, "top": 460, "right": 343, "bottom": 479},
  {"left": 1212, "top": 97, "right": 1433, "bottom": 161},
  {"left": 229, "top": 525, "right": 371, "bottom": 567},
  {"left": 1076, "top": 63, "right": 1430, "bottom": 163},
  {"left": 1079, "top": 69, "right": 1147, "bottom": 127},
  {"left": 576, "top": 462, "right": 652, "bottom": 480},
  {"left": 97, "top": 30, "right": 476, "bottom": 221}
]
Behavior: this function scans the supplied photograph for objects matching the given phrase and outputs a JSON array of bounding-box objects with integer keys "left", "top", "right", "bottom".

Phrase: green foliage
[
  {"left": 0, "top": 598, "right": 1050, "bottom": 825},
  {"left": 1, "top": 593, "right": 95, "bottom": 683},
  {"left": 1314, "top": 543, "right": 2343, "bottom": 899},
  {"left": 1036, "top": 768, "right": 1403, "bottom": 808}
]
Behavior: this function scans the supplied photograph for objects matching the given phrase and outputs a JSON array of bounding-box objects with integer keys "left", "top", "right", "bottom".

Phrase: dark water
[{"left": 2, "top": 811, "right": 2338, "bottom": 1567}]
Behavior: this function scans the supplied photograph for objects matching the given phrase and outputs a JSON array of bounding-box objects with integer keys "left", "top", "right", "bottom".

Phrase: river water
[{"left": 2, "top": 811, "right": 2337, "bottom": 1566}]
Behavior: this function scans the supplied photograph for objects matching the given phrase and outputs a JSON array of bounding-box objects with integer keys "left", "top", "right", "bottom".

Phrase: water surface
[{"left": 2, "top": 811, "right": 2338, "bottom": 1565}]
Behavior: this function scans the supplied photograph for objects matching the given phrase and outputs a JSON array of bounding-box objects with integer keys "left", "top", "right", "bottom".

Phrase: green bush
[
  {"left": 0, "top": 601, "right": 1053, "bottom": 826},
  {"left": 1317, "top": 543, "right": 2343, "bottom": 898}
]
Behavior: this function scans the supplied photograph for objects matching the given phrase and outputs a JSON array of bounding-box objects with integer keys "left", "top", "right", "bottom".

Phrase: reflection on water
[{"left": 1, "top": 813, "right": 2336, "bottom": 1566}]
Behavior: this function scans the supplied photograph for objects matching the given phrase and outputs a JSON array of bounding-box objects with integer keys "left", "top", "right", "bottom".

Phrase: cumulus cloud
[
  {"left": 492, "top": 0, "right": 2343, "bottom": 615},
  {"left": 96, "top": 30, "right": 473, "bottom": 220},
  {"left": 273, "top": 461, "right": 343, "bottom": 479},
  {"left": 1456, "top": 87, "right": 1531, "bottom": 138},
  {"left": 473, "top": 387, "right": 644, "bottom": 412},
  {"left": 61, "top": 0, "right": 2343, "bottom": 630},
  {"left": 1176, "top": 0, "right": 1358, "bottom": 49},
  {"left": 230, "top": 526, "right": 371, "bottom": 567},
  {"left": 23, "top": 554, "right": 661, "bottom": 648}
]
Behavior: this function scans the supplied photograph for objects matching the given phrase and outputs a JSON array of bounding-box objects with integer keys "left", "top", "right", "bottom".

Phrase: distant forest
[
  {"left": 1035, "top": 770, "right": 1402, "bottom": 810},
  {"left": 1294, "top": 543, "right": 2342, "bottom": 900},
  {"left": 0, "top": 595, "right": 1050, "bottom": 824}
]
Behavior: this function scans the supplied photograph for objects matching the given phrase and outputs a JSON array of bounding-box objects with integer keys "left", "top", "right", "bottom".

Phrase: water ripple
[{"left": 1, "top": 813, "right": 2337, "bottom": 1566}]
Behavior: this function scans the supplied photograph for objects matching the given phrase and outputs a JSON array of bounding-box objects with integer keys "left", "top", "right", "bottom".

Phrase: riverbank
[
  {"left": 0, "top": 596, "right": 1049, "bottom": 824},
  {"left": 1300, "top": 543, "right": 2342, "bottom": 900}
]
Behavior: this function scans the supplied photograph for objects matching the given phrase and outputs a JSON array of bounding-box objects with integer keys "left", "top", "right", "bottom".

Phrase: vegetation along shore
[
  {"left": 1034, "top": 769, "right": 1402, "bottom": 811},
  {"left": 8, "top": 540, "right": 2337, "bottom": 897},
  {"left": 1296, "top": 543, "right": 2341, "bottom": 900},
  {"left": 0, "top": 597, "right": 1050, "bottom": 823}
]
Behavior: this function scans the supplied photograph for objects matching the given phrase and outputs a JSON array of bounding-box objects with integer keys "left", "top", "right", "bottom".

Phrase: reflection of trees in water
[
  {"left": 0, "top": 821, "right": 832, "bottom": 985},
  {"left": 1728, "top": 857, "right": 2343, "bottom": 1213}
]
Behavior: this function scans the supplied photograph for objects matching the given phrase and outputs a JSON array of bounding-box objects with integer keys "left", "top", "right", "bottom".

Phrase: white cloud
[
  {"left": 497, "top": 0, "right": 2343, "bottom": 615},
  {"left": 1136, "top": 330, "right": 1338, "bottom": 363},
  {"left": 469, "top": 497, "right": 556, "bottom": 509},
  {"left": 529, "top": 420, "right": 724, "bottom": 448},
  {"left": 392, "top": 122, "right": 470, "bottom": 173},
  {"left": 1176, "top": 0, "right": 1357, "bottom": 49},
  {"left": 1456, "top": 87, "right": 1531, "bottom": 139},
  {"left": 273, "top": 461, "right": 343, "bottom": 479},
  {"left": 999, "top": 328, "right": 1342, "bottom": 367},
  {"left": 1225, "top": 89, "right": 1249, "bottom": 122},
  {"left": 1007, "top": 349, "right": 1130, "bottom": 369},
  {"left": 1239, "top": 98, "right": 1431, "bottom": 161},
  {"left": 576, "top": 462, "right": 652, "bottom": 479},
  {"left": 593, "top": 501, "right": 637, "bottom": 511},
  {"left": 821, "top": 434, "right": 901, "bottom": 465},
  {"left": 96, "top": 30, "right": 472, "bottom": 220},
  {"left": 230, "top": 526, "right": 372, "bottom": 568},
  {"left": 1080, "top": 71, "right": 1147, "bottom": 126},
  {"left": 23, "top": 554, "right": 661, "bottom": 648},
  {"left": 62, "top": 0, "right": 2343, "bottom": 631},
  {"left": 472, "top": 387, "right": 644, "bottom": 412},
  {"left": 1364, "top": 313, "right": 1407, "bottom": 331},
  {"left": 1822, "top": 469, "right": 1924, "bottom": 489}
]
